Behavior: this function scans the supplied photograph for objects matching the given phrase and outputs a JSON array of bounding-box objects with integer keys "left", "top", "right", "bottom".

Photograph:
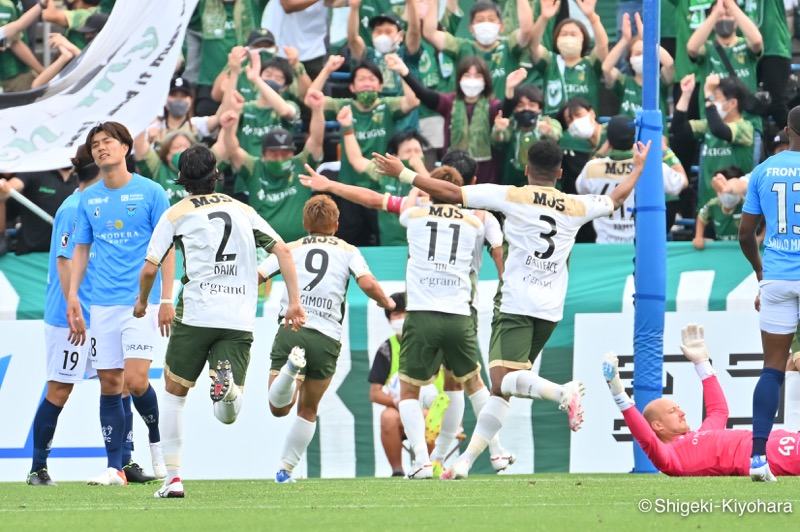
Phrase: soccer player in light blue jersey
[
  {"left": 739, "top": 105, "right": 800, "bottom": 483},
  {"left": 27, "top": 146, "right": 99, "bottom": 486},
  {"left": 67, "top": 122, "right": 175, "bottom": 486}
]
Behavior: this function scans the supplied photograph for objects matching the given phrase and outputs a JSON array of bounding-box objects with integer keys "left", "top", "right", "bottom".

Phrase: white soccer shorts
[
  {"left": 45, "top": 324, "right": 91, "bottom": 383},
  {"left": 758, "top": 280, "right": 800, "bottom": 335},
  {"left": 90, "top": 304, "right": 160, "bottom": 370}
]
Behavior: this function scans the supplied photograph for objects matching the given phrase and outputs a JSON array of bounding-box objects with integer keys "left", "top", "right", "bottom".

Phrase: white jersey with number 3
[
  {"left": 462, "top": 184, "right": 613, "bottom": 321},
  {"left": 399, "top": 204, "right": 485, "bottom": 316},
  {"left": 146, "top": 193, "right": 282, "bottom": 332},
  {"left": 258, "top": 235, "right": 371, "bottom": 341}
]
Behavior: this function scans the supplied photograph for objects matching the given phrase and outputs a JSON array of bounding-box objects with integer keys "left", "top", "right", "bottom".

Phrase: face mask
[
  {"left": 568, "top": 115, "right": 595, "bottom": 139},
  {"left": 400, "top": 156, "right": 425, "bottom": 169},
  {"left": 166, "top": 99, "right": 190, "bottom": 118},
  {"left": 264, "top": 79, "right": 283, "bottom": 93},
  {"left": 260, "top": 47, "right": 277, "bottom": 57},
  {"left": 719, "top": 192, "right": 741, "bottom": 209},
  {"left": 390, "top": 318, "right": 404, "bottom": 337},
  {"left": 265, "top": 158, "right": 293, "bottom": 179},
  {"left": 715, "top": 19, "right": 736, "bottom": 38},
  {"left": 472, "top": 22, "right": 500, "bottom": 46},
  {"left": 460, "top": 78, "right": 485, "bottom": 98},
  {"left": 630, "top": 55, "right": 644, "bottom": 76},
  {"left": 355, "top": 90, "right": 378, "bottom": 108},
  {"left": 514, "top": 110, "right": 539, "bottom": 128},
  {"left": 557, "top": 36, "right": 582, "bottom": 59},
  {"left": 714, "top": 101, "right": 730, "bottom": 120},
  {"left": 373, "top": 34, "right": 399, "bottom": 55},
  {"left": 170, "top": 151, "right": 183, "bottom": 171}
]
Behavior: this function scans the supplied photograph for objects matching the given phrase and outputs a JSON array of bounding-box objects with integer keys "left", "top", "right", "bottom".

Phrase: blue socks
[
  {"left": 31, "top": 399, "right": 63, "bottom": 472},
  {"left": 132, "top": 384, "right": 161, "bottom": 443},
  {"left": 752, "top": 367, "right": 785, "bottom": 457},
  {"left": 99, "top": 393, "right": 124, "bottom": 470},
  {"left": 122, "top": 395, "right": 133, "bottom": 465}
]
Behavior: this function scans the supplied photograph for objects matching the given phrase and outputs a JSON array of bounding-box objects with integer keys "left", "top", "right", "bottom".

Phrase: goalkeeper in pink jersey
[{"left": 603, "top": 324, "right": 800, "bottom": 479}]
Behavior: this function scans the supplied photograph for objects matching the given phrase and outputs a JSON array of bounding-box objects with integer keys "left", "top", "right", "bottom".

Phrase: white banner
[
  {"left": 0, "top": 0, "right": 198, "bottom": 173},
  {"left": 569, "top": 311, "right": 790, "bottom": 473}
]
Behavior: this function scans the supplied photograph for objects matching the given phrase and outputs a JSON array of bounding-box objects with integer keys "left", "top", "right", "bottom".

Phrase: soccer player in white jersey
[
  {"left": 259, "top": 195, "right": 395, "bottom": 483},
  {"left": 67, "top": 122, "right": 175, "bottom": 486},
  {"left": 27, "top": 146, "right": 99, "bottom": 486},
  {"left": 374, "top": 137, "right": 651, "bottom": 479},
  {"left": 133, "top": 145, "right": 303, "bottom": 498},
  {"left": 576, "top": 116, "right": 687, "bottom": 243},
  {"left": 300, "top": 153, "right": 516, "bottom": 475}
]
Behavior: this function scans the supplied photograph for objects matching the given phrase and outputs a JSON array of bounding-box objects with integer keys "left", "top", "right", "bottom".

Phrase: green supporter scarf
[
  {"left": 202, "top": 0, "right": 256, "bottom": 44},
  {"left": 450, "top": 97, "right": 491, "bottom": 161}
]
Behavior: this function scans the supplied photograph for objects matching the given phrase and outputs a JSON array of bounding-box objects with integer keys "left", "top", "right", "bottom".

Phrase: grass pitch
[{"left": 1, "top": 474, "right": 798, "bottom": 531}]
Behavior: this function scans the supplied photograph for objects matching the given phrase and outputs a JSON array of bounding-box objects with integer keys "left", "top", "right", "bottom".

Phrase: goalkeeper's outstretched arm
[{"left": 680, "top": 324, "right": 729, "bottom": 431}]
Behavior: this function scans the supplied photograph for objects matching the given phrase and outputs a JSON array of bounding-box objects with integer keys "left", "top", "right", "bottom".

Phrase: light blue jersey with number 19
[
  {"left": 73, "top": 173, "right": 169, "bottom": 306},
  {"left": 742, "top": 150, "right": 800, "bottom": 280}
]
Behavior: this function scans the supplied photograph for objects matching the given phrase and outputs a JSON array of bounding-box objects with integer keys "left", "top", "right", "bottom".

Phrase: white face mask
[
  {"left": 460, "top": 78, "right": 485, "bottom": 98},
  {"left": 568, "top": 115, "right": 595, "bottom": 139},
  {"left": 557, "top": 36, "right": 582, "bottom": 59},
  {"left": 472, "top": 22, "right": 500, "bottom": 46},
  {"left": 714, "top": 101, "right": 730, "bottom": 120},
  {"left": 719, "top": 192, "right": 741, "bottom": 209},
  {"left": 373, "top": 34, "right": 399, "bottom": 55},
  {"left": 390, "top": 318, "right": 405, "bottom": 337},
  {"left": 630, "top": 55, "right": 644, "bottom": 76}
]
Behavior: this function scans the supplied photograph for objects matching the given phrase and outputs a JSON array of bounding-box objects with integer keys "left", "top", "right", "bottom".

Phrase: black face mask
[
  {"left": 715, "top": 20, "right": 735, "bottom": 38},
  {"left": 264, "top": 79, "right": 283, "bottom": 93},
  {"left": 514, "top": 110, "right": 539, "bottom": 128}
]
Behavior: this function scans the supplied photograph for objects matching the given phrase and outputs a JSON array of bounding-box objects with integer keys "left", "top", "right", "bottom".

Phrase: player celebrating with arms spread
[
  {"left": 373, "top": 137, "right": 650, "bottom": 479},
  {"left": 67, "top": 122, "right": 175, "bottom": 486},
  {"left": 135, "top": 145, "right": 303, "bottom": 498}
]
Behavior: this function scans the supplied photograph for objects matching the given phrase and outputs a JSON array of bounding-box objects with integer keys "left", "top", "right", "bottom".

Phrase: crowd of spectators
[{"left": 1, "top": 0, "right": 798, "bottom": 255}]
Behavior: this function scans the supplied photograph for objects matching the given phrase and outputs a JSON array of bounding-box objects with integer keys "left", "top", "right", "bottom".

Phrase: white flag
[{"left": 0, "top": 0, "right": 199, "bottom": 172}]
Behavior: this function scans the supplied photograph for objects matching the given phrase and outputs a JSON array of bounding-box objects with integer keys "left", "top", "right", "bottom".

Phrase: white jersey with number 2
[
  {"left": 146, "top": 193, "right": 282, "bottom": 332},
  {"left": 399, "top": 204, "right": 485, "bottom": 316},
  {"left": 462, "top": 184, "right": 613, "bottom": 321}
]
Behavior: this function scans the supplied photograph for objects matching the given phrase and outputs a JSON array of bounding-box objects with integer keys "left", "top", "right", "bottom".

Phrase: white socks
[
  {"left": 160, "top": 391, "right": 186, "bottom": 482},
  {"left": 430, "top": 391, "right": 465, "bottom": 463},
  {"left": 279, "top": 417, "right": 316, "bottom": 473},
  {"left": 501, "top": 371, "right": 563, "bottom": 402},
  {"left": 468, "top": 388, "right": 504, "bottom": 456},
  {"left": 213, "top": 392, "right": 243, "bottom": 424},
  {"left": 462, "top": 396, "right": 510, "bottom": 464},
  {"left": 269, "top": 364, "right": 300, "bottom": 408},
  {"left": 398, "top": 399, "right": 428, "bottom": 464},
  {"left": 786, "top": 371, "right": 800, "bottom": 432}
]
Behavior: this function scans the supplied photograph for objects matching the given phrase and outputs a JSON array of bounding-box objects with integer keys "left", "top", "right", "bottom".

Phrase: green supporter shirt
[
  {"left": 662, "top": 0, "right": 677, "bottom": 39},
  {"left": 537, "top": 50, "right": 603, "bottom": 117},
  {"left": 668, "top": 0, "right": 714, "bottom": 80},
  {"left": 198, "top": 2, "right": 238, "bottom": 86},
  {"left": 238, "top": 150, "right": 319, "bottom": 243},
  {"left": 690, "top": 117, "right": 754, "bottom": 208},
  {"left": 410, "top": 41, "right": 454, "bottom": 118},
  {"left": 694, "top": 37, "right": 762, "bottom": 132},
  {"left": 324, "top": 96, "right": 406, "bottom": 188},
  {"left": 0, "top": 0, "right": 28, "bottom": 81},
  {"left": 737, "top": 0, "right": 791, "bottom": 59},
  {"left": 492, "top": 117, "right": 563, "bottom": 186},
  {"left": 232, "top": 101, "right": 300, "bottom": 195},
  {"left": 138, "top": 150, "right": 188, "bottom": 206},
  {"left": 365, "top": 162, "right": 411, "bottom": 245},
  {"left": 63, "top": 7, "right": 96, "bottom": 50},
  {"left": 698, "top": 197, "right": 743, "bottom": 240},
  {"left": 442, "top": 31, "right": 524, "bottom": 100},
  {"left": 612, "top": 73, "right": 670, "bottom": 129}
]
